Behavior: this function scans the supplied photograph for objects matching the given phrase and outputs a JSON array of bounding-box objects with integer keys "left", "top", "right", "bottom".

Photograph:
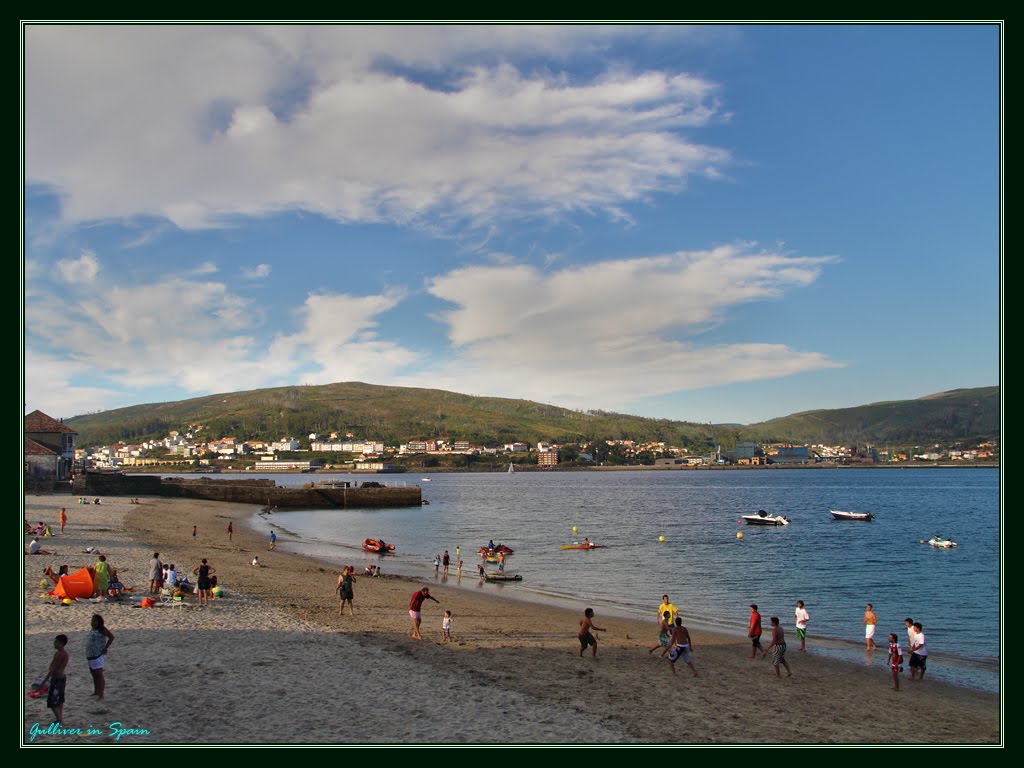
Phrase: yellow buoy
[
  {"left": 572, "top": 526, "right": 578, "bottom": 533},
  {"left": 658, "top": 535, "right": 666, "bottom": 543},
  {"left": 737, "top": 531, "right": 744, "bottom": 539}
]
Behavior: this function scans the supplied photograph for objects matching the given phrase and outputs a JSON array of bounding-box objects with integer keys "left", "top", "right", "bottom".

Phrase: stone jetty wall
[{"left": 70, "top": 474, "right": 421, "bottom": 508}]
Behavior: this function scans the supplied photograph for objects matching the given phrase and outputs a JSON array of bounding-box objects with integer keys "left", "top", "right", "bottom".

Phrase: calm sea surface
[{"left": 228, "top": 467, "right": 999, "bottom": 693}]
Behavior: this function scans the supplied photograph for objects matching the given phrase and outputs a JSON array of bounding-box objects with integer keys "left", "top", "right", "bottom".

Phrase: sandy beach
[{"left": 22, "top": 493, "right": 1001, "bottom": 746}]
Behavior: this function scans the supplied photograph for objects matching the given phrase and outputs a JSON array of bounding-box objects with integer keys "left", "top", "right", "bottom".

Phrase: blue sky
[{"left": 22, "top": 23, "right": 1001, "bottom": 426}]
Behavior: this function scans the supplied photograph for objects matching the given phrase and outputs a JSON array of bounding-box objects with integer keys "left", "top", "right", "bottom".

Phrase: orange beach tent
[{"left": 50, "top": 568, "right": 94, "bottom": 600}]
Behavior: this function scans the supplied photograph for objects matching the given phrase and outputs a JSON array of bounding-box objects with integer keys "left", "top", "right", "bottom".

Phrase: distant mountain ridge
[
  {"left": 740, "top": 386, "right": 1000, "bottom": 447},
  {"left": 61, "top": 382, "right": 999, "bottom": 451}
]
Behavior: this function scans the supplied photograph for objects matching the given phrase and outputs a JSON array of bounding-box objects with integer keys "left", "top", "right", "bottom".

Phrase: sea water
[{"left": 244, "top": 467, "right": 1000, "bottom": 693}]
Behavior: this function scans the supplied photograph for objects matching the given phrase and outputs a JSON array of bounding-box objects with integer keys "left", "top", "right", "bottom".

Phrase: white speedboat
[
  {"left": 830, "top": 509, "right": 873, "bottom": 521},
  {"left": 928, "top": 536, "right": 957, "bottom": 548},
  {"left": 741, "top": 510, "right": 789, "bottom": 526}
]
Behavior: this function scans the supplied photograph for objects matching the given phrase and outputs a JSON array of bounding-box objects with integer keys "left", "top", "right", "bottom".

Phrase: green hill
[
  {"left": 734, "top": 386, "right": 1000, "bottom": 448},
  {"left": 62, "top": 382, "right": 999, "bottom": 451},
  {"left": 63, "top": 382, "right": 715, "bottom": 450}
]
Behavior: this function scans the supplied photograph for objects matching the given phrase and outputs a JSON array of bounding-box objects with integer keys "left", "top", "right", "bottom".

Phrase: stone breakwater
[{"left": 69, "top": 474, "right": 421, "bottom": 508}]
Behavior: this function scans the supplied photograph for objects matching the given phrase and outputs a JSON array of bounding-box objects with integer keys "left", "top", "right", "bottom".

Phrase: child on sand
[
  {"left": 36, "top": 634, "right": 69, "bottom": 723},
  {"left": 887, "top": 632, "right": 904, "bottom": 690},
  {"left": 578, "top": 608, "right": 606, "bottom": 659},
  {"left": 649, "top": 610, "right": 672, "bottom": 656},
  {"left": 766, "top": 616, "right": 792, "bottom": 678},
  {"left": 442, "top": 610, "right": 453, "bottom": 642}
]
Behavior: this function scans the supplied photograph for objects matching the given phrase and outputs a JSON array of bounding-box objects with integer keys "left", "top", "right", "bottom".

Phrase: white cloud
[
  {"left": 56, "top": 250, "right": 99, "bottom": 283},
  {"left": 23, "top": 351, "right": 125, "bottom": 421},
  {"left": 24, "top": 25, "right": 729, "bottom": 232},
  {"left": 266, "top": 291, "right": 421, "bottom": 383},
  {"left": 420, "top": 245, "right": 842, "bottom": 407},
  {"left": 242, "top": 263, "right": 272, "bottom": 279},
  {"left": 24, "top": 268, "right": 421, "bottom": 414},
  {"left": 190, "top": 262, "right": 219, "bottom": 276}
]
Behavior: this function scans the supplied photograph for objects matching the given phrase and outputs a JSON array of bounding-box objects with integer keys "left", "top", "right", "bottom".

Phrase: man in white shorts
[{"left": 863, "top": 603, "right": 878, "bottom": 651}]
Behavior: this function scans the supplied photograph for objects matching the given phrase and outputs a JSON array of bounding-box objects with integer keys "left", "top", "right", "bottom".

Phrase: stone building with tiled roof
[{"left": 24, "top": 410, "right": 76, "bottom": 480}]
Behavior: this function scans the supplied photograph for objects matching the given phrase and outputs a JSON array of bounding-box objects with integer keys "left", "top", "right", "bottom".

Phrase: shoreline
[
  {"left": 23, "top": 493, "right": 1001, "bottom": 745},
  {"left": 118, "top": 461, "right": 1000, "bottom": 475}
]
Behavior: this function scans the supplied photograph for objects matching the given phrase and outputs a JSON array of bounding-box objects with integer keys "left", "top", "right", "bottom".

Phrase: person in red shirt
[
  {"left": 409, "top": 587, "right": 439, "bottom": 640},
  {"left": 748, "top": 604, "right": 766, "bottom": 659}
]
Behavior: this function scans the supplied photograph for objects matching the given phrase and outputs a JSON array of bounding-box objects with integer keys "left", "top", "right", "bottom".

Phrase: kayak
[
  {"left": 560, "top": 543, "right": 606, "bottom": 550},
  {"left": 362, "top": 538, "right": 395, "bottom": 554}
]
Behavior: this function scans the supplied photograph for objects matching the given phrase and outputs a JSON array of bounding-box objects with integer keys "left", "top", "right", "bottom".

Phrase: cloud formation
[
  {"left": 24, "top": 240, "right": 838, "bottom": 419},
  {"left": 24, "top": 25, "right": 728, "bottom": 232},
  {"left": 420, "top": 245, "right": 842, "bottom": 407}
]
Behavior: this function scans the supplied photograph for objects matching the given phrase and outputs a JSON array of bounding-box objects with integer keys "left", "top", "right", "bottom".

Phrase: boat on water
[
  {"left": 507, "top": 462, "right": 516, "bottom": 474},
  {"left": 484, "top": 573, "right": 522, "bottom": 582},
  {"left": 361, "top": 538, "right": 396, "bottom": 554},
  {"left": 741, "top": 510, "right": 789, "bottom": 526},
  {"left": 928, "top": 536, "right": 958, "bottom": 548},
  {"left": 478, "top": 544, "right": 514, "bottom": 555},
  {"left": 830, "top": 509, "right": 873, "bottom": 521},
  {"left": 560, "top": 542, "right": 607, "bottom": 550}
]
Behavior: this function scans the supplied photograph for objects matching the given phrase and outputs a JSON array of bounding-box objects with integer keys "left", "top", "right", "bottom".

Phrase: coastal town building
[{"left": 24, "top": 410, "right": 76, "bottom": 480}]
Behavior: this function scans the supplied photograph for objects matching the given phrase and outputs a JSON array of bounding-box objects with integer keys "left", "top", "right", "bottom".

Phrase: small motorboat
[
  {"left": 741, "top": 510, "right": 789, "bottom": 526},
  {"left": 560, "top": 542, "right": 607, "bottom": 550},
  {"left": 928, "top": 536, "right": 958, "bottom": 548},
  {"left": 361, "top": 538, "right": 396, "bottom": 554},
  {"left": 830, "top": 509, "right": 873, "bottom": 521}
]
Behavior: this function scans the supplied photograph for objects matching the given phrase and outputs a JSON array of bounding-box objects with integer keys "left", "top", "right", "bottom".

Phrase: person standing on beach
[
  {"left": 269, "top": 531, "right": 277, "bottom": 551},
  {"left": 863, "top": 603, "right": 878, "bottom": 651},
  {"left": 193, "top": 558, "right": 215, "bottom": 607},
  {"left": 765, "top": 617, "right": 792, "bottom": 678},
  {"left": 409, "top": 587, "right": 439, "bottom": 640},
  {"left": 887, "top": 633, "right": 904, "bottom": 690},
  {"left": 909, "top": 622, "right": 928, "bottom": 680},
  {"left": 86, "top": 614, "right": 114, "bottom": 700},
  {"left": 149, "top": 552, "right": 163, "bottom": 595},
  {"left": 657, "top": 595, "right": 679, "bottom": 626},
  {"left": 336, "top": 565, "right": 356, "bottom": 616},
  {"left": 433, "top": 554, "right": 441, "bottom": 575},
  {"left": 649, "top": 610, "right": 672, "bottom": 656},
  {"left": 442, "top": 550, "right": 450, "bottom": 576},
  {"left": 748, "top": 604, "right": 767, "bottom": 659},
  {"left": 442, "top": 610, "right": 453, "bottom": 642},
  {"left": 192, "top": 524, "right": 197, "bottom": 540},
  {"left": 578, "top": 607, "right": 606, "bottom": 660},
  {"left": 666, "top": 618, "right": 698, "bottom": 676},
  {"left": 58, "top": 507, "right": 68, "bottom": 535},
  {"left": 227, "top": 521, "right": 233, "bottom": 541},
  {"left": 36, "top": 634, "right": 69, "bottom": 723},
  {"left": 93, "top": 555, "right": 110, "bottom": 598},
  {"left": 794, "top": 600, "right": 810, "bottom": 651}
]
